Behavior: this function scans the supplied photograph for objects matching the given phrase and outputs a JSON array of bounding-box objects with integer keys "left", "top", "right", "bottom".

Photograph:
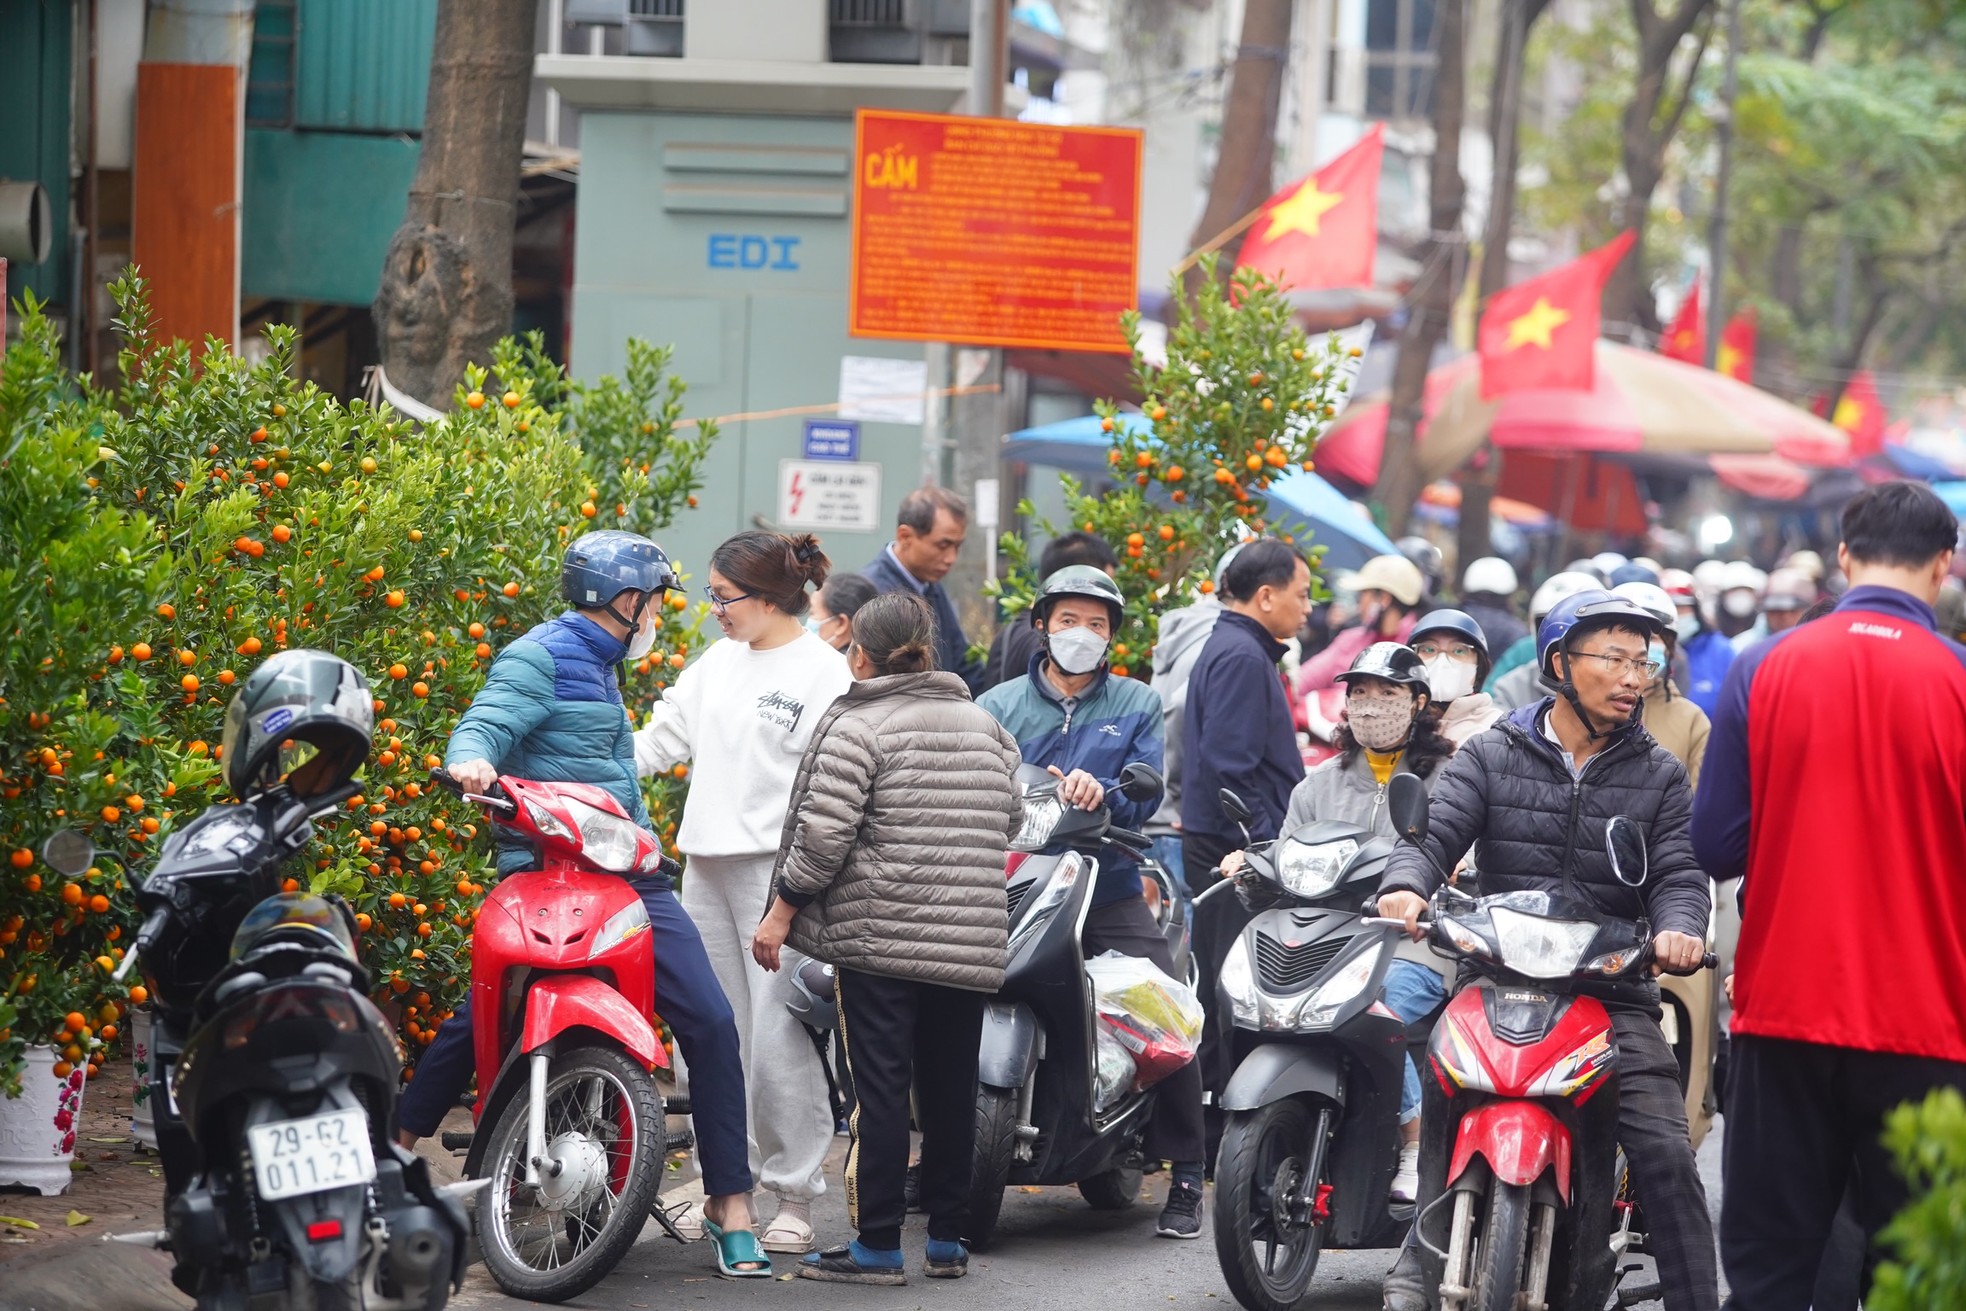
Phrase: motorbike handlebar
[
  {"left": 428, "top": 766, "right": 515, "bottom": 814},
  {"left": 113, "top": 906, "right": 172, "bottom": 982},
  {"left": 1357, "top": 917, "right": 1720, "bottom": 978}
]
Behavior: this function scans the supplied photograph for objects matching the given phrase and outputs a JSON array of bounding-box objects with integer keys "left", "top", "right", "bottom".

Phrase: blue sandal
[{"left": 703, "top": 1218, "right": 773, "bottom": 1279}]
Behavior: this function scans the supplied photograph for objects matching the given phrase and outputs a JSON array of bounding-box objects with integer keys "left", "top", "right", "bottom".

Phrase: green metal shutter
[{"left": 293, "top": 0, "right": 438, "bottom": 134}]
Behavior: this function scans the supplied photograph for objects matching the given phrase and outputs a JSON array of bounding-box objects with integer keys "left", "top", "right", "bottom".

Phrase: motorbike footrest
[
  {"left": 665, "top": 1095, "right": 692, "bottom": 1117},
  {"left": 665, "top": 1127, "right": 696, "bottom": 1155},
  {"left": 440, "top": 1131, "right": 474, "bottom": 1152}
]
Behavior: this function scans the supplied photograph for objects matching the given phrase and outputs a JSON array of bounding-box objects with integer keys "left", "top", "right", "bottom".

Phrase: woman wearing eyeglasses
[
  {"left": 635, "top": 530, "right": 852, "bottom": 1256},
  {"left": 1408, "top": 608, "right": 1502, "bottom": 746}
]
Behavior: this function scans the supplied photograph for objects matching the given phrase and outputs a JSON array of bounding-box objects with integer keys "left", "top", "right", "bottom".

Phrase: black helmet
[
  {"left": 1395, "top": 536, "right": 1445, "bottom": 594},
  {"left": 221, "top": 649, "right": 373, "bottom": 800},
  {"left": 1410, "top": 607, "right": 1492, "bottom": 689},
  {"left": 1334, "top": 641, "right": 1432, "bottom": 698},
  {"left": 561, "top": 531, "right": 679, "bottom": 615},
  {"left": 229, "top": 891, "right": 359, "bottom": 963},
  {"left": 1030, "top": 564, "right": 1124, "bottom": 628}
]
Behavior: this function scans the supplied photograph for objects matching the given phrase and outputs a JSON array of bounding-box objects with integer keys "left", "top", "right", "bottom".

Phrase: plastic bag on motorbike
[
  {"left": 1092, "top": 1024, "right": 1136, "bottom": 1113},
  {"left": 1085, "top": 952, "right": 1204, "bottom": 1098}
]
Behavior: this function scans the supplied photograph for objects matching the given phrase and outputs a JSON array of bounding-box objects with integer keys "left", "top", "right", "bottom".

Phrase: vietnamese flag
[
  {"left": 1717, "top": 308, "right": 1757, "bottom": 383},
  {"left": 1233, "top": 125, "right": 1384, "bottom": 291},
  {"left": 1661, "top": 279, "right": 1704, "bottom": 364},
  {"left": 1831, "top": 369, "right": 1888, "bottom": 459},
  {"left": 1477, "top": 231, "right": 1635, "bottom": 399}
]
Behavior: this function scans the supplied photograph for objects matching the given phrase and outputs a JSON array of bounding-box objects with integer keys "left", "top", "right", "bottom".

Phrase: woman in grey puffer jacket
[{"left": 751, "top": 591, "right": 1022, "bottom": 1286}]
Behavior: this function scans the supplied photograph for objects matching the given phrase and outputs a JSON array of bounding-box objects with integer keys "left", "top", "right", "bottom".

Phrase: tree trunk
[
  {"left": 1375, "top": 0, "right": 1466, "bottom": 537},
  {"left": 373, "top": 0, "right": 538, "bottom": 405},
  {"left": 1180, "top": 0, "right": 1293, "bottom": 296}
]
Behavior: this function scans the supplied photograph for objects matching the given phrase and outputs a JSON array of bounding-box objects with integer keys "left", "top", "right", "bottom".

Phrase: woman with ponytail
[
  {"left": 751, "top": 592, "right": 1023, "bottom": 1284},
  {"left": 635, "top": 530, "right": 850, "bottom": 1255}
]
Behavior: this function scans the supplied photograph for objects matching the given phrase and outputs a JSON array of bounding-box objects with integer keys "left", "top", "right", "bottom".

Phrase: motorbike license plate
[{"left": 246, "top": 1107, "right": 377, "bottom": 1202}]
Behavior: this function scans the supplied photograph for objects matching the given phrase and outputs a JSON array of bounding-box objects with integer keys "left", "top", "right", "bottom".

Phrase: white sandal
[{"left": 759, "top": 1210, "right": 815, "bottom": 1254}]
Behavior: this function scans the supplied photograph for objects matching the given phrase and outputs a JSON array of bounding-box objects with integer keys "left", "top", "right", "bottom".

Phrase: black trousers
[
  {"left": 836, "top": 968, "right": 986, "bottom": 1250},
  {"left": 1721, "top": 1034, "right": 1966, "bottom": 1310},
  {"left": 1081, "top": 896, "right": 1208, "bottom": 1166}
]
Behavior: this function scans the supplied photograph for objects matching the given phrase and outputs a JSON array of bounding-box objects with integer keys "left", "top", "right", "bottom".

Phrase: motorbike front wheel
[
  {"left": 1076, "top": 1159, "right": 1143, "bottom": 1210},
  {"left": 1471, "top": 1179, "right": 1532, "bottom": 1311},
  {"left": 477, "top": 1043, "right": 664, "bottom": 1303},
  {"left": 964, "top": 1087, "right": 1018, "bottom": 1251},
  {"left": 1212, "top": 1099, "right": 1329, "bottom": 1311}
]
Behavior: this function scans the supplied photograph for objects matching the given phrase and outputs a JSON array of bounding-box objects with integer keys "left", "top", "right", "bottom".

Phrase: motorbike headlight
[
  {"left": 1301, "top": 946, "right": 1378, "bottom": 1026},
  {"left": 588, "top": 899, "right": 651, "bottom": 960},
  {"left": 1275, "top": 838, "right": 1359, "bottom": 899},
  {"left": 1583, "top": 947, "right": 1637, "bottom": 977},
  {"left": 1012, "top": 795, "right": 1065, "bottom": 852},
  {"left": 1007, "top": 852, "right": 1081, "bottom": 957},
  {"left": 559, "top": 797, "right": 646, "bottom": 873},
  {"left": 1437, "top": 914, "right": 1494, "bottom": 961},
  {"left": 1219, "top": 937, "right": 1261, "bottom": 1028},
  {"left": 523, "top": 797, "right": 575, "bottom": 843},
  {"left": 1490, "top": 908, "right": 1599, "bottom": 980}
]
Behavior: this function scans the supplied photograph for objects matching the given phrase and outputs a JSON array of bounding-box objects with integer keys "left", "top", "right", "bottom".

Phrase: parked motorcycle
[
  {"left": 1376, "top": 773, "right": 1716, "bottom": 1311},
  {"left": 965, "top": 762, "right": 1186, "bottom": 1249},
  {"left": 1203, "top": 791, "right": 1423, "bottom": 1311},
  {"left": 427, "top": 767, "right": 677, "bottom": 1302},
  {"left": 114, "top": 782, "right": 469, "bottom": 1311}
]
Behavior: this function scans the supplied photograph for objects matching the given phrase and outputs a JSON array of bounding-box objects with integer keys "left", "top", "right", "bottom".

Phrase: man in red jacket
[{"left": 1692, "top": 480, "right": 1966, "bottom": 1309}]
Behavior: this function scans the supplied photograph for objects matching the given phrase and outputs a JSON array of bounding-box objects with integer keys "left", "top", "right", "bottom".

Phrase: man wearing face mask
[
  {"left": 977, "top": 567, "right": 1210, "bottom": 1240},
  {"left": 1408, "top": 609, "right": 1500, "bottom": 745},
  {"left": 1613, "top": 580, "right": 1710, "bottom": 790}
]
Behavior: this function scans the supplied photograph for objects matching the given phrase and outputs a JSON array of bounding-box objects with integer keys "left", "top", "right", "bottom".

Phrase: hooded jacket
[
  {"left": 772, "top": 671, "right": 1022, "bottom": 992},
  {"left": 1282, "top": 733, "right": 1454, "bottom": 836},
  {"left": 1439, "top": 693, "right": 1504, "bottom": 746},
  {"left": 1147, "top": 597, "right": 1225, "bottom": 834},
  {"left": 446, "top": 612, "right": 647, "bottom": 878},
  {"left": 1379, "top": 699, "right": 1710, "bottom": 1013},
  {"left": 977, "top": 654, "right": 1164, "bottom": 905}
]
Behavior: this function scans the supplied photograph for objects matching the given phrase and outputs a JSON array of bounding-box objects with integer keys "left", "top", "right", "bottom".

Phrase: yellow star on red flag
[
  {"left": 1261, "top": 179, "right": 1346, "bottom": 240},
  {"left": 1504, "top": 298, "right": 1572, "bottom": 351}
]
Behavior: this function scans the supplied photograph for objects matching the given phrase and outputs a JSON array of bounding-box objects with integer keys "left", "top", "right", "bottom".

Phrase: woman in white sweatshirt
[{"left": 635, "top": 530, "right": 853, "bottom": 1253}]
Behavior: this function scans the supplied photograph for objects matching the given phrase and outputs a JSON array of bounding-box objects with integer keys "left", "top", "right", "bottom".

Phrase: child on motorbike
[{"left": 395, "top": 531, "right": 771, "bottom": 1278}]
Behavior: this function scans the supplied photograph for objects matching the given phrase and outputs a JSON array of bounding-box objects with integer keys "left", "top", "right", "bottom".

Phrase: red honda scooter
[
  {"left": 1374, "top": 775, "right": 1714, "bottom": 1311},
  {"left": 429, "top": 769, "right": 675, "bottom": 1303}
]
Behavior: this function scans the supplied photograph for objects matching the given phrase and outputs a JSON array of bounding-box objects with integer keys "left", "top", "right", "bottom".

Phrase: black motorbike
[
  {"left": 113, "top": 781, "right": 470, "bottom": 1311},
  {"left": 1204, "top": 789, "right": 1429, "bottom": 1311},
  {"left": 964, "top": 762, "right": 1190, "bottom": 1249}
]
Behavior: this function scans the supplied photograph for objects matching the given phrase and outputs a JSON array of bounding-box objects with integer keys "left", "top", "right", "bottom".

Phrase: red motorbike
[
  {"left": 429, "top": 769, "right": 676, "bottom": 1303},
  {"left": 1376, "top": 775, "right": 1715, "bottom": 1311}
]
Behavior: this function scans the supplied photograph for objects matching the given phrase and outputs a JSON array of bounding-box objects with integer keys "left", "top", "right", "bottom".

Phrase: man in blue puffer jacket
[
  {"left": 395, "top": 532, "right": 770, "bottom": 1276},
  {"left": 977, "top": 567, "right": 1211, "bottom": 1241}
]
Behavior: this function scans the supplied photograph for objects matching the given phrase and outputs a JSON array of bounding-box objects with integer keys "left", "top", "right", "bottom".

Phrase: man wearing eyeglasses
[
  {"left": 861, "top": 486, "right": 985, "bottom": 693},
  {"left": 1373, "top": 588, "right": 1717, "bottom": 1311}
]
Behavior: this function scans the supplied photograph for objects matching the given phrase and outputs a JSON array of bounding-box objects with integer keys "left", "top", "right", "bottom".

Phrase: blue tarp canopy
[
  {"left": 1933, "top": 480, "right": 1966, "bottom": 521},
  {"left": 1003, "top": 414, "right": 1400, "bottom": 571}
]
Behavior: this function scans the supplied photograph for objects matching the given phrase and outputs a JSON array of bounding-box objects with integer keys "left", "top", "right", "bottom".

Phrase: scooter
[
  {"left": 1375, "top": 773, "right": 1716, "bottom": 1311},
  {"left": 965, "top": 762, "right": 1186, "bottom": 1249},
  {"left": 1203, "top": 791, "right": 1421, "bottom": 1311},
  {"left": 428, "top": 768, "right": 678, "bottom": 1303},
  {"left": 112, "top": 784, "right": 470, "bottom": 1311}
]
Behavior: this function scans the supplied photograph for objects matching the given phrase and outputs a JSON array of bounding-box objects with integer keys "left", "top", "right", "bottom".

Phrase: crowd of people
[{"left": 398, "top": 476, "right": 1966, "bottom": 1305}]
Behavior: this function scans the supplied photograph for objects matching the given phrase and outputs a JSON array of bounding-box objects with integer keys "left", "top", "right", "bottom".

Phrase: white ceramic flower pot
[{"left": 0, "top": 1044, "right": 87, "bottom": 1195}]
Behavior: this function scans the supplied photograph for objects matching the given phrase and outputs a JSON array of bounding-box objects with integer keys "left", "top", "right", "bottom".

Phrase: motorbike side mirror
[
  {"left": 1218, "top": 789, "right": 1253, "bottom": 826},
  {"left": 1605, "top": 815, "right": 1648, "bottom": 887},
  {"left": 1388, "top": 773, "right": 1430, "bottom": 845},
  {"left": 40, "top": 830, "right": 94, "bottom": 878},
  {"left": 1118, "top": 763, "right": 1164, "bottom": 804}
]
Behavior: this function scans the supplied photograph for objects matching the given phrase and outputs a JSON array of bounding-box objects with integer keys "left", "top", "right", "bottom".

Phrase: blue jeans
[
  {"left": 1149, "top": 834, "right": 1189, "bottom": 911},
  {"left": 395, "top": 879, "right": 755, "bottom": 1198},
  {"left": 1382, "top": 959, "right": 1448, "bottom": 1124}
]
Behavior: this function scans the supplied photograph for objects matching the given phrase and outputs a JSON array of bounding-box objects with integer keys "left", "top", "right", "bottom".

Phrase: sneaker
[
  {"left": 1391, "top": 1143, "right": 1420, "bottom": 1202},
  {"left": 1156, "top": 1181, "right": 1204, "bottom": 1239},
  {"left": 924, "top": 1238, "right": 969, "bottom": 1279}
]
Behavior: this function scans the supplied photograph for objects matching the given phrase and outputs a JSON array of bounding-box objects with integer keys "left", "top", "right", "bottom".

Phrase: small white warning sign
[{"left": 778, "top": 459, "right": 882, "bottom": 532}]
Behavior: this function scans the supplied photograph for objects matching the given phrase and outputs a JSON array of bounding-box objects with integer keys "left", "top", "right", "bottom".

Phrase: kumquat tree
[
  {"left": 989, "top": 257, "right": 1359, "bottom": 676},
  {"left": 0, "top": 273, "right": 718, "bottom": 1096}
]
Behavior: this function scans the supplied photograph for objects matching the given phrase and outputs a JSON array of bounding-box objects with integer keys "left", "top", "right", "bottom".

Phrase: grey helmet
[
  {"left": 220, "top": 649, "right": 373, "bottom": 801},
  {"left": 1031, "top": 564, "right": 1125, "bottom": 629},
  {"left": 784, "top": 952, "right": 838, "bottom": 1032}
]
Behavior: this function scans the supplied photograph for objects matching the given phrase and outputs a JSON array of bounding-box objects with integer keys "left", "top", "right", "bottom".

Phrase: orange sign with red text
[{"left": 849, "top": 110, "right": 1143, "bottom": 354}]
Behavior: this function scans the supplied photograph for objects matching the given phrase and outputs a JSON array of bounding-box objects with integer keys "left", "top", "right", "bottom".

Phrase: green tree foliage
[{"left": 1870, "top": 1087, "right": 1966, "bottom": 1310}]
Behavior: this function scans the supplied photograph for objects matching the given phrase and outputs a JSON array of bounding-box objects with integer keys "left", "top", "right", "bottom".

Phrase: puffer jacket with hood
[
  {"left": 1147, "top": 597, "right": 1224, "bottom": 834},
  {"left": 1282, "top": 730, "right": 1455, "bottom": 836},
  {"left": 772, "top": 671, "right": 1023, "bottom": 993},
  {"left": 1378, "top": 699, "right": 1710, "bottom": 1013}
]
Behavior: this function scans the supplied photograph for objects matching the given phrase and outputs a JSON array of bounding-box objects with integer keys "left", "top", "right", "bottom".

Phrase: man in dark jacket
[
  {"left": 1375, "top": 589, "right": 1716, "bottom": 1311},
  {"left": 861, "top": 485, "right": 985, "bottom": 693},
  {"left": 1692, "top": 482, "right": 1966, "bottom": 1311},
  {"left": 979, "top": 530, "right": 1117, "bottom": 692},
  {"left": 1178, "top": 538, "right": 1311, "bottom": 884}
]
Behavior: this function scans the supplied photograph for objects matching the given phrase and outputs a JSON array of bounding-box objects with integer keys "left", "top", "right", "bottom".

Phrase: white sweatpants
[{"left": 680, "top": 853, "right": 834, "bottom": 1203}]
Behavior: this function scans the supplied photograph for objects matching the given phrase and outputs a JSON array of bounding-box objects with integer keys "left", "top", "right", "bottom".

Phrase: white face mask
[
  {"left": 1047, "top": 625, "right": 1109, "bottom": 676},
  {"left": 1423, "top": 656, "right": 1478, "bottom": 703},
  {"left": 1347, "top": 698, "right": 1416, "bottom": 752},
  {"left": 1674, "top": 613, "right": 1701, "bottom": 642},
  {"left": 626, "top": 602, "right": 658, "bottom": 661}
]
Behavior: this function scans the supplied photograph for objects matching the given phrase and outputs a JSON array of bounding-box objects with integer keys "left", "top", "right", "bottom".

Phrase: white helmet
[
  {"left": 1691, "top": 559, "right": 1729, "bottom": 596},
  {"left": 1529, "top": 571, "right": 1603, "bottom": 625},
  {"left": 1632, "top": 556, "right": 1664, "bottom": 577},
  {"left": 1719, "top": 559, "right": 1767, "bottom": 596},
  {"left": 1462, "top": 556, "right": 1519, "bottom": 597},
  {"left": 1612, "top": 581, "right": 1676, "bottom": 629},
  {"left": 1591, "top": 551, "right": 1631, "bottom": 578},
  {"left": 1659, "top": 569, "right": 1697, "bottom": 605}
]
